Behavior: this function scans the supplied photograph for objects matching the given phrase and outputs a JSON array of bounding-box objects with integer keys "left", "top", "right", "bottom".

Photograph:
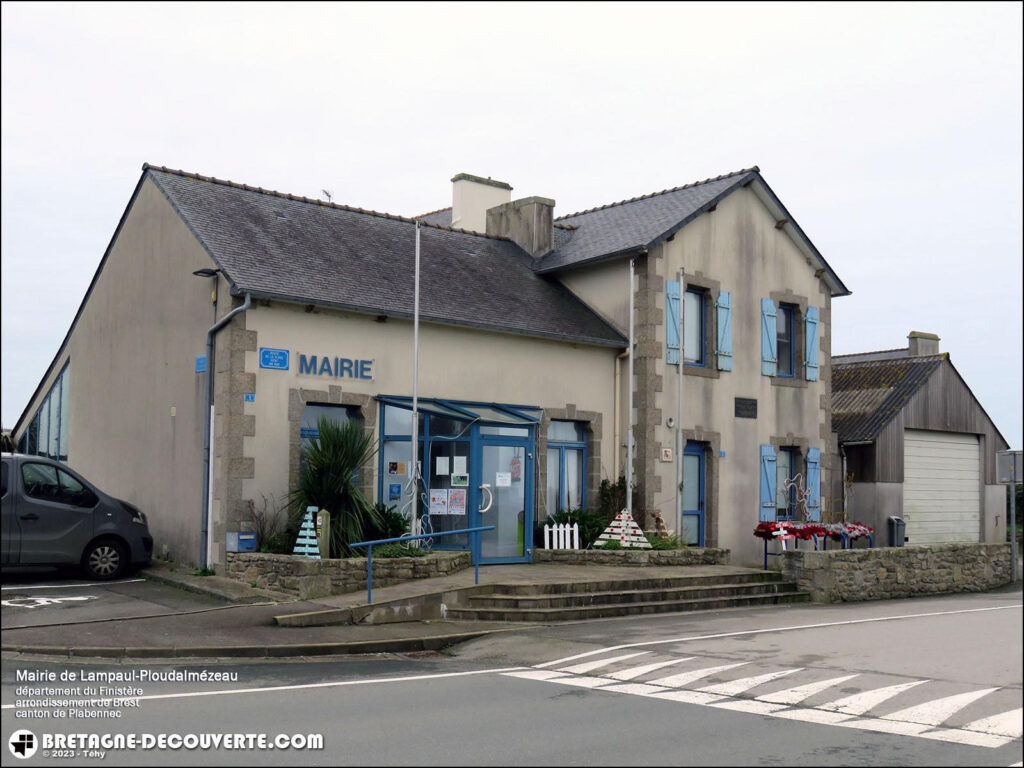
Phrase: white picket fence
[{"left": 544, "top": 522, "right": 580, "bottom": 550}]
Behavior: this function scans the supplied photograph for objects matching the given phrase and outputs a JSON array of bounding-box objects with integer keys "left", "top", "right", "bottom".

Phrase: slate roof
[
  {"left": 535, "top": 169, "right": 758, "bottom": 273},
  {"left": 146, "top": 166, "right": 625, "bottom": 347},
  {"left": 414, "top": 207, "right": 452, "bottom": 227},
  {"left": 831, "top": 354, "right": 945, "bottom": 442}
]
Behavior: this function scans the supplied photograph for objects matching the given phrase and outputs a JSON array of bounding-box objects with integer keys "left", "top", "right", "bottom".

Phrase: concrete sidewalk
[{"left": 0, "top": 561, "right": 757, "bottom": 661}]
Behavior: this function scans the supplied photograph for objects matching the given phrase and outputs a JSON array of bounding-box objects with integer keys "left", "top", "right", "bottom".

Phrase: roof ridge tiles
[
  {"left": 554, "top": 166, "right": 760, "bottom": 221},
  {"left": 414, "top": 205, "right": 452, "bottom": 219},
  {"left": 141, "top": 163, "right": 512, "bottom": 242},
  {"left": 833, "top": 347, "right": 908, "bottom": 358},
  {"left": 834, "top": 354, "right": 946, "bottom": 367}
]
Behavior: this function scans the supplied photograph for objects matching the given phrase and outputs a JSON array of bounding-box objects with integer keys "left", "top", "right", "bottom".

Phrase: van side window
[
  {"left": 22, "top": 463, "right": 61, "bottom": 501},
  {"left": 59, "top": 470, "right": 98, "bottom": 507}
]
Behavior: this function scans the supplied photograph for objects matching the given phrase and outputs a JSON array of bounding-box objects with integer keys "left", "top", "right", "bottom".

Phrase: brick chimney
[
  {"left": 450, "top": 173, "right": 512, "bottom": 233},
  {"left": 485, "top": 196, "right": 556, "bottom": 258},
  {"left": 907, "top": 331, "right": 940, "bottom": 356}
]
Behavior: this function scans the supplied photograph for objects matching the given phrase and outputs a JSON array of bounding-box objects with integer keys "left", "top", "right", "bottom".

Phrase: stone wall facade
[
  {"left": 534, "top": 548, "right": 729, "bottom": 566},
  {"left": 225, "top": 551, "right": 471, "bottom": 599},
  {"left": 782, "top": 543, "right": 1011, "bottom": 603}
]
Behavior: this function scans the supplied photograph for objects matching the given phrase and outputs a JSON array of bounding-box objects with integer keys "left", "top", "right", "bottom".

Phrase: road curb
[
  {"left": 0, "top": 628, "right": 523, "bottom": 660},
  {"left": 141, "top": 566, "right": 293, "bottom": 604}
]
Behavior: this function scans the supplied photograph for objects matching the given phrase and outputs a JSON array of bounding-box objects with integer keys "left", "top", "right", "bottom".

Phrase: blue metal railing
[{"left": 350, "top": 526, "right": 495, "bottom": 604}]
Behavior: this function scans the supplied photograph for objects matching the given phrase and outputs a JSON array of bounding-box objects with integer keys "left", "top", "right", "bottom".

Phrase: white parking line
[
  {"left": 696, "top": 668, "right": 801, "bottom": 697},
  {"left": 1, "top": 667, "right": 528, "bottom": 709},
  {"left": 1, "top": 579, "right": 144, "bottom": 590}
]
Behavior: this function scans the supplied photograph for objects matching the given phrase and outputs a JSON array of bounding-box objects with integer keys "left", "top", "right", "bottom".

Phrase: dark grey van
[{"left": 1, "top": 453, "right": 153, "bottom": 580}]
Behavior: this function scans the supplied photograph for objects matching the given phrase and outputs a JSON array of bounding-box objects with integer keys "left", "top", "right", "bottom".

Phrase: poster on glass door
[
  {"left": 428, "top": 489, "right": 449, "bottom": 516},
  {"left": 448, "top": 489, "right": 467, "bottom": 516}
]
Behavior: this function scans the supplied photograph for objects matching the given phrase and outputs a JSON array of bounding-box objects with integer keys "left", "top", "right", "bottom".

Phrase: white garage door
[{"left": 902, "top": 430, "right": 980, "bottom": 544}]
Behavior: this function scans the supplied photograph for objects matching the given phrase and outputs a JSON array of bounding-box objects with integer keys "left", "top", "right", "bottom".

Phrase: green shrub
[
  {"left": 647, "top": 534, "right": 683, "bottom": 550},
  {"left": 598, "top": 539, "right": 622, "bottom": 550},
  {"left": 533, "top": 508, "right": 606, "bottom": 549},
  {"left": 373, "top": 543, "right": 427, "bottom": 558},
  {"left": 364, "top": 503, "right": 411, "bottom": 542},
  {"left": 288, "top": 417, "right": 381, "bottom": 557}
]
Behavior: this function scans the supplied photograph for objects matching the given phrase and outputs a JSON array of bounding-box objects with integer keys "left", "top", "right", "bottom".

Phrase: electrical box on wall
[{"left": 997, "top": 450, "right": 1022, "bottom": 484}]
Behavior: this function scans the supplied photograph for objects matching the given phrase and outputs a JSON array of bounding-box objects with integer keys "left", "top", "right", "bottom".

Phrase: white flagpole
[
  {"left": 410, "top": 222, "right": 421, "bottom": 537},
  {"left": 627, "top": 256, "right": 635, "bottom": 518}
]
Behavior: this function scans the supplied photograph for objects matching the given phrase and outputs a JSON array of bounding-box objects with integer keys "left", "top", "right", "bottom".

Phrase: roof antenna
[{"left": 321, "top": 189, "right": 333, "bottom": 203}]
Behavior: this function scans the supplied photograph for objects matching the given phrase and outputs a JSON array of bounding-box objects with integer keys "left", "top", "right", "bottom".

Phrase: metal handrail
[{"left": 350, "top": 526, "right": 495, "bottom": 604}]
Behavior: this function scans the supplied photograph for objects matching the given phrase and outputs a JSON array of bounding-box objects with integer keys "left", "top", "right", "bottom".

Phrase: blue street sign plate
[{"left": 259, "top": 347, "right": 290, "bottom": 370}]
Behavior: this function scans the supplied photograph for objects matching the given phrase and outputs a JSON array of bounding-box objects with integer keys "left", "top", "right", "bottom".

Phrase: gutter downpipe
[
  {"left": 613, "top": 348, "right": 629, "bottom": 480},
  {"left": 200, "top": 291, "right": 252, "bottom": 571},
  {"left": 676, "top": 268, "right": 685, "bottom": 541}
]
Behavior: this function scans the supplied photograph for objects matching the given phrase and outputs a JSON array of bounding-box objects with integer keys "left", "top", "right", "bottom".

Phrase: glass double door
[{"left": 424, "top": 427, "right": 533, "bottom": 563}]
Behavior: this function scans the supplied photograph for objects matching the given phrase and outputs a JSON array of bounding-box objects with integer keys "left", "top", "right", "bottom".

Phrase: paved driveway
[{"left": 0, "top": 567, "right": 227, "bottom": 629}]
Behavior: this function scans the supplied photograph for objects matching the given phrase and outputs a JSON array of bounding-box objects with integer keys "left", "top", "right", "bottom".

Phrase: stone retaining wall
[
  {"left": 782, "top": 543, "right": 1011, "bottom": 603},
  {"left": 225, "top": 551, "right": 472, "bottom": 600},
  {"left": 533, "top": 548, "right": 729, "bottom": 566}
]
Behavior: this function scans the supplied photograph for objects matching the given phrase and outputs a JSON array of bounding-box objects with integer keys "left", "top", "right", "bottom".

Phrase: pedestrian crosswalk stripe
[
  {"left": 502, "top": 667, "right": 1019, "bottom": 749},
  {"left": 881, "top": 687, "right": 1000, "bottom": 727},
  {"left": 606, "top": 657, "right": 695, "bottom": 681},
  {"left": 647, "top": 661, "right": 748, "bottom": 688},
  {"left": 817, "top": 679, "right": 929, "bottom": 716},
  {"left": 772, "top": 708, "right": 855, "bottom": 725},
  {"left": 548, "top": 675, "right": 616, "bottom": 688},
  {"left": 915, "top": 727, "right": 1014, "bottom": 749},
  {"left": 504, "top": 670, "right": 569, "bottom": 682},
  {"left": 558, "top": 651, "right": 650, "bottom": 675},
  {"left": 756, "top": 674, "right": 861, "bottom": 705},
  {"left": 646, "top": 689, "right": 728, "bottom": 706},
  {"left": 962, "top": 708, "right": 1023, "bottom": 738},
  {"left": 709, "top": 699, "right": 790, "bottom": 715},
  {"left": 599, "top": 682, "right": 672, "bottom": 696},
  {"left": 696, "top": 668, "right": 801, "bottom": 697}
]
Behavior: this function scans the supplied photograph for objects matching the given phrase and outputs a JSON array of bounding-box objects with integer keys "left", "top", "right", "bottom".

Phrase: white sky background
[{"left": 2, "top": 1, "right": 1021, "bottom": 447}]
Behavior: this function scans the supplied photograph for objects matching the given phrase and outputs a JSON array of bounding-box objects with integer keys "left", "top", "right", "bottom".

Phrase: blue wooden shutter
[
  {"left": 806, "top": 447, "right": 821, "bottom": 521},
  {"left": 666, "top": 281, "right": 680, "bottom": 365},
  {"left": 804, "top": 306, "right": 819, "bottom": 381},
  {"left": 715, "top": 291, "right": 733, "bottom": 371},
  {"left": 759, "top": 444, "right": 777, "bottom": 522},
  {"left": 761, "top": 298, "right": 777, "bottom": 376}
]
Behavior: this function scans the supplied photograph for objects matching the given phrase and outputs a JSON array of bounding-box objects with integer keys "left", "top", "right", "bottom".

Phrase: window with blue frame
[
  {"left": 777, "top": 304, "right": 796, "bottom": 377},
  {"left": 775, "top": 447, "right": 801, "bottom": 520},
  {"left": 545, "top": 421, "right": 587, "bottom": 515},
  {"left": 21, "top": 364, "right": 70, "bottom": 461},
  {"left": 683, "top": 288, "right": 705, "bottom": 366}
]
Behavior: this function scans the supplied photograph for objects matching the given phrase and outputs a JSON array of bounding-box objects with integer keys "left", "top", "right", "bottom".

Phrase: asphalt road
[{"left": 2, "top": 588, "right": 1021, "bottom": 766}]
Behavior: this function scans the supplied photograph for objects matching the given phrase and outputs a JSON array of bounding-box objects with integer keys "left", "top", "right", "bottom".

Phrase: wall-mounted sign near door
[{"left": 260, "top": 347, "right": 290, "bottom": 370}]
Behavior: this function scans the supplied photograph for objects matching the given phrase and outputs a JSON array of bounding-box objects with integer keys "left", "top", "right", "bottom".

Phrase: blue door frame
[
  {"left": 473, "top": 433, "right": 534, "bottom": 564},
  {"left": 683, "top": 442, "right": 705, "bottom": 546},
  {"left": 377, "top": 401, "right": 536, "bottom": 565}
]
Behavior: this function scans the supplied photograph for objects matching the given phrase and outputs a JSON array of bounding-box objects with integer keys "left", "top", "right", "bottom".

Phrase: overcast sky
[{"left": 2, "top": 2, "right": 1021, "bottom": 447}]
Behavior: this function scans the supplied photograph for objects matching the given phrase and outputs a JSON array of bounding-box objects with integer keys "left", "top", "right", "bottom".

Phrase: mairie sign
[{"left": 258, "top": 347, "right": 372, "bottom": 380}]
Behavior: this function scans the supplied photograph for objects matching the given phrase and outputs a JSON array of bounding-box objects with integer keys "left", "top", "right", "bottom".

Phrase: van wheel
[{"left": 82, "top": 539, "right": 129, "bottom": 580}]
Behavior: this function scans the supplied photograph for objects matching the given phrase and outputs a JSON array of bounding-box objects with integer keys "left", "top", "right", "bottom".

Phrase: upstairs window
[
  {"left": 667, "top": 283, "right": 711, "bottom": 368},
  {"left": 777, "top": 304, "right": 797, "bottom": 377}
]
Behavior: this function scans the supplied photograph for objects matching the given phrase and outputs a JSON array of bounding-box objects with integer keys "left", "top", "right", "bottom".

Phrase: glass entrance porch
[{"left": 377, "top": 397, "right": 539, "bottom": 563}]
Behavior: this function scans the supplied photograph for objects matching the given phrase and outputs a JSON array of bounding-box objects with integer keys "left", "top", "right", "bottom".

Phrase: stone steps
[
  {"left": 464, "top": 581, "right": 801, "bottom": 610},
  {"left": 446, "top": 571, "right": 810, "bottom": 622}
]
